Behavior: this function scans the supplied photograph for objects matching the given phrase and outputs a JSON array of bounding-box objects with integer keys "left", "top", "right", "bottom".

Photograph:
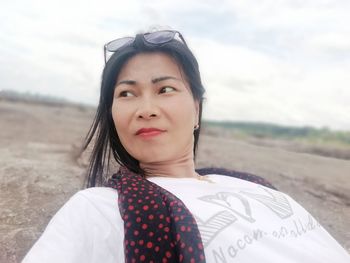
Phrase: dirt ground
[{"left": 0, "top": 100, "right": 349, "bottom": 262}]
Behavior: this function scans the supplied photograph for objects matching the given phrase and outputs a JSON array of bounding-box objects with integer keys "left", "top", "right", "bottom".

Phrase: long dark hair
[{"left": 83, "top": 32, "right": 206, "bottom": 187}]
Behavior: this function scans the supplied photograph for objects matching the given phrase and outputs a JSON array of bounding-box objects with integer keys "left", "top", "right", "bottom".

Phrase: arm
[{"left": 22, "top": 188, "right": 123, "bottom": 263}]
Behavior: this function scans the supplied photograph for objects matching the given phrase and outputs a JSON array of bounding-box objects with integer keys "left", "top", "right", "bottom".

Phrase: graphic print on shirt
[
  {"left": 192, "top": 186, "right": 325, "bottom": 262},
  {"left": 240, "top": 187, "right": 293, "bottom": 219},
  {"left": 195, "top": 186, "right": 293, "bottom": 248},
  {"left": 194, "top": 211, "right": 237, "bottom": 247},
  {"left": 198, "top": 192, "right": 255, "bottom": 222},
  {"left": 208, "top": 213, "right": 322, "bottom": 263}
]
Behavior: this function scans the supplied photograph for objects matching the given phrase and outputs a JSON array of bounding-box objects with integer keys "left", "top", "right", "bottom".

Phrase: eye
[
  {"left": 118, "top": 90, "right": 135, "bottom": 97},
  {"left": 159, "top": 86, "right": 176, "bottom": 94}
]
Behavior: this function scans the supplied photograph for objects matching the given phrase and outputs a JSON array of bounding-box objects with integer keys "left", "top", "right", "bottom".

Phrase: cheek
[
  {"left": 171, "top": 98, "right": 197, "bottom": 125},
  {"left": 163, "top": 100, "right": 197, "bottom": 143},
  {"left": 112, "top": 102, "right": 139, "bottom": 158},
  {"left": 111, "top": 101, "right": 130, "bottom": 140}
]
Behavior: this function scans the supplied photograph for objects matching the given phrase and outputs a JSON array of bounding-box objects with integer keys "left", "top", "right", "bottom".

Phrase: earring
[{"left": 194, "top": 124, "right": 199, "bottom": 130}]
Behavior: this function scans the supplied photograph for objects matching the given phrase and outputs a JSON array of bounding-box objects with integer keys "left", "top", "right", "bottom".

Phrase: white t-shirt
[{"left": 23, "top": 174, "right": 350, "bottom": 263}]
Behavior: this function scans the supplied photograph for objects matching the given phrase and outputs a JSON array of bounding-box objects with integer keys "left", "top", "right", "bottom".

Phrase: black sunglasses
[{"left": 103, "top": 30, "right": 187, "bottom": 63}]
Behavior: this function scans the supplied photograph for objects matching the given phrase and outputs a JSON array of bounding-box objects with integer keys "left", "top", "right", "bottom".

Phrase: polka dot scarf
[{"left": 107, "top": 167, "right": 206, "bottom": 263}]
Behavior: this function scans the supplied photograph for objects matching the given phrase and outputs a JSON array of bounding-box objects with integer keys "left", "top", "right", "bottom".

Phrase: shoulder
[
  {"left": 56, "top": 187, "right": 119, "bottom": 214},
  {"left": 197, "top": 167, "right": 277, "bottom": 190},
  {"left": 74, "top": 187, "right": 119, "bottom": 204},
  {"left": 63, "top": 187, "right": 120, "bottom": 224}
]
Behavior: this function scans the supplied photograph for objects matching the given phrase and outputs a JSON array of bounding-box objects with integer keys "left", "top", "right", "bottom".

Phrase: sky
[{"left": 1, "top": 0, "right": 350, "bottom": 130}]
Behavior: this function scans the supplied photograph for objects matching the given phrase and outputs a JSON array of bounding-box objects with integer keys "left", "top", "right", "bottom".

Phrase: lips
[{"left": 136, "top": 128, "right": 165, "bottom": 136}]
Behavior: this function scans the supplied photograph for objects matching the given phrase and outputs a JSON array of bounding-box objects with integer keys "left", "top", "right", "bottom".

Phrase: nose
[{"left": 136, "top": 97, "right": 160, "bottom": 120}]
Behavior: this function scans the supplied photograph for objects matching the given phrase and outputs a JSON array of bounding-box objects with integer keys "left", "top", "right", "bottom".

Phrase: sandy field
[{"left": 0, "top": 99, "right": 349, "bottom": 262}]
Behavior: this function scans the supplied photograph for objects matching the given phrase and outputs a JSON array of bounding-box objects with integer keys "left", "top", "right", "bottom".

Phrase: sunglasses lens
[
  {"left": 106, "top": 37, "right": 134, "bottom": 51},
  {"left": 144, "top": 31, "right": 176, "bottom": 44},
  {"left": 104, "top": 31, "right": 186, "bottom": 63}
]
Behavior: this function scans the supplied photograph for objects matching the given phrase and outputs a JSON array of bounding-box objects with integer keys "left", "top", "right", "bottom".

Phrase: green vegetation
[
  {"left": 0, "top": 89, "right": 93, "bottom": 111},
  {"left": 202, "top": 120, "right": 350, "bottom": 146}
]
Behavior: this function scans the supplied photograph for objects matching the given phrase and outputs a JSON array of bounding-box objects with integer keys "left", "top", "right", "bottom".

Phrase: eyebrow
[
  {"left": 116, "top": 76, "right": 181, "bottom": 87},
  {"left": 152, "top": 76, "right": 180, "bottom": 83},
  {"left": 116, "top": 80, "right": 136, "bottom": 86}
]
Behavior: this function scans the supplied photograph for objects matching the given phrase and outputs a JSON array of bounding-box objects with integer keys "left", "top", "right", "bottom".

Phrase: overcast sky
[{"left": 1, "top": 0, "right": 349, "bottom": 130}]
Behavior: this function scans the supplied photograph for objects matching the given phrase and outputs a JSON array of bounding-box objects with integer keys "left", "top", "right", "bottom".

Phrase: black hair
[{"left": 83, "top": 32, "right": 206, "bottom": 187}]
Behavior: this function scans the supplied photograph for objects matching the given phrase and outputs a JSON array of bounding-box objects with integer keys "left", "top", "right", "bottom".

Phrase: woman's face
[{"left": 111, "top": 52, "right": 199, "bottom": 164}]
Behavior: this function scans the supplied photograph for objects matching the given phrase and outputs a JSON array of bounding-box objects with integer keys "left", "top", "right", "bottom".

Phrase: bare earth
[{"left": 0, "top": 100, "right": 349, "bottom": 262}]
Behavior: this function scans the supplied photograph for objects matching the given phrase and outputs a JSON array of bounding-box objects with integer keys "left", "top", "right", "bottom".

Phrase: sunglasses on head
[{"left": 103, "top": 30, "right": 187, "bottom": 63}]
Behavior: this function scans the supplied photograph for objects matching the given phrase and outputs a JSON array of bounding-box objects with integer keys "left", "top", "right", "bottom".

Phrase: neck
[{"left": 140, "top": 150, "right": 198, "bottom": 179}]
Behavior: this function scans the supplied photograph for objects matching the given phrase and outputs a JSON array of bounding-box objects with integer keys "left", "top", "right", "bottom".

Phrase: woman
[{"left": 23, "top": 30, "right": 349, "bottom": 262}]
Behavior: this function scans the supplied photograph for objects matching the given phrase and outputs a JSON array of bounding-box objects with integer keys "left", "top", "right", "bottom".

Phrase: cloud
[
  {"left": 191, "top": 34, "right": 350, "bottom": 130},
  {"left": 305, "top": 32, "right": 350, "bottom": 55},
  {"left": 0, "top": 0, "right": 349, "bottom": 130}
]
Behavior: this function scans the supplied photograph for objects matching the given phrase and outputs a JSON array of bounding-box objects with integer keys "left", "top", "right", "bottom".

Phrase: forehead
[{"left": 117, "top": 52, "right": 185, "bottom": 81}]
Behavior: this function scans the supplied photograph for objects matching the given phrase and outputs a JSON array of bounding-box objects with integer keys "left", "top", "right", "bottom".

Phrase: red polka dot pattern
[{"left": 107, "top": 167, "right": 206, "bottom": 263}]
